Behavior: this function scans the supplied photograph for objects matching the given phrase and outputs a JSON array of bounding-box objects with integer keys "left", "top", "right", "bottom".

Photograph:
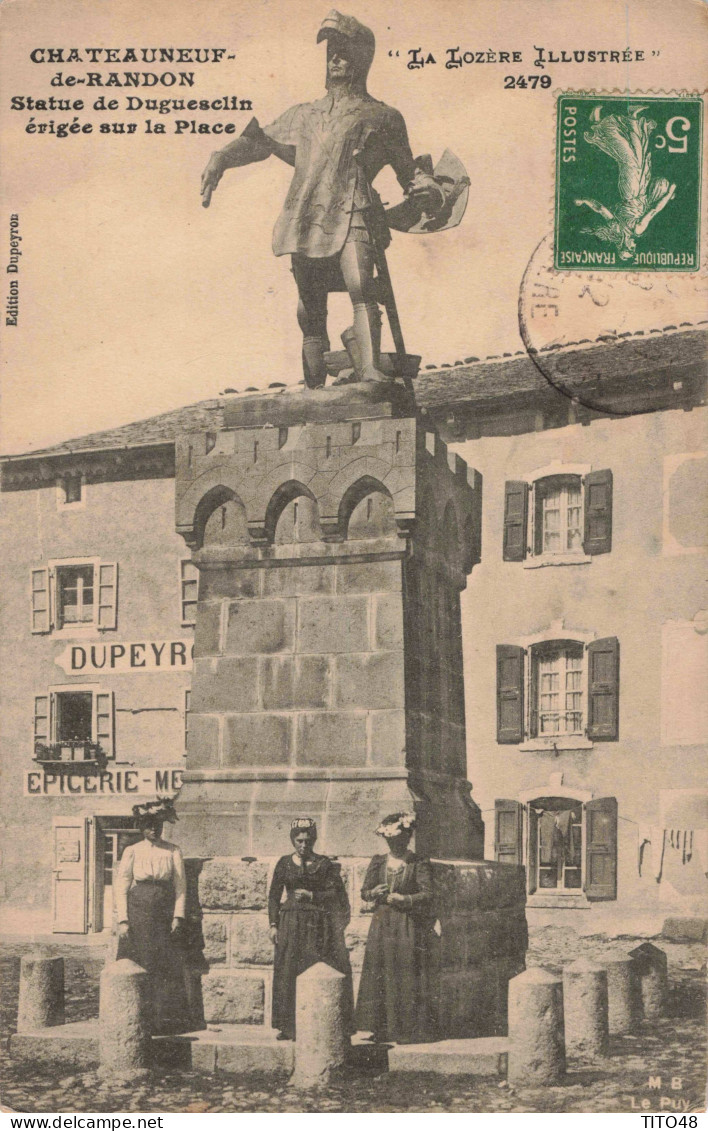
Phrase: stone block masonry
[
  {"left": 190, "top": 857, "right": 527, "bottom": 1038},
  {"left": 175, "top": 407, "right": 483, "bottom": 862}
]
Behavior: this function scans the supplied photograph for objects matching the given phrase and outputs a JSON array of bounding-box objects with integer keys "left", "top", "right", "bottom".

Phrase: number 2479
[{"left": 504, "top": 75, "right": 552, "bottom": 89}]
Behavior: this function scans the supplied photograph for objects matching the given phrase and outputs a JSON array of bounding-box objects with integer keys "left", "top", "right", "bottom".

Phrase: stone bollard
[
  {"left": 604, "top": 954, "right": 641, "bottom": 1034},
  {"left": 629, "top": 942, "right": 668, "bottom": 1018},
  {"left": 507, "top": 967, "right": 565, "bottom": 1085},
  {"left": 99, "top": 959, "right": 152, "bottom": 1081},
  {"left": 563, "top": 959, "right": 609, "bottom": 1058},
  {"left": 17, "top": 953, "right": 65, "bottom": 1032},
  {"left": 290, "top": 963, "right": 348, "bottom": 1089}
]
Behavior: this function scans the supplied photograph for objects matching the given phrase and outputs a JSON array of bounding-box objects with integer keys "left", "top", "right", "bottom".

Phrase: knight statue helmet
[{"left": 317, "top": 10, "right": 375, "bottom": 94}]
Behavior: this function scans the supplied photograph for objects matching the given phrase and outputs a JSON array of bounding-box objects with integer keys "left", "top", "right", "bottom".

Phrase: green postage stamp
[{"left": 555, "top": 94, "right": 703, "bottom": 271}]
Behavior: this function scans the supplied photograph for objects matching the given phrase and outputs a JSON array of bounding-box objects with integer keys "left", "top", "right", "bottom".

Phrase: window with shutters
[
  {"left": 180, "top": 559, "right": 199, "bottom": 627},
  {"left": 536, "top": 476, "right": 583, "bottom": 555},
  {"left": 533, "top": 642, "right": 584, "bottom": 738},
  {"left": 30, "top": 559, "right": 118, "bottom": 634},
  {"left": 33, "top": 685, "right": 115, "bottom": 761},
  {"left": 496, "top": 634, "right": 619, "bottom": 749},
  {"left": 494, "top": 795, "right": 617, "bottom": 902},
  {"left": 502, "top": 466, "right": 612, "bottom": 565}
]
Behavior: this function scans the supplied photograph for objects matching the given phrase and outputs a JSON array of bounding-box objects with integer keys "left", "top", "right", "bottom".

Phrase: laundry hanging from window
[{"left": 534, "top": 805, "right": 582, "bottom": 889}]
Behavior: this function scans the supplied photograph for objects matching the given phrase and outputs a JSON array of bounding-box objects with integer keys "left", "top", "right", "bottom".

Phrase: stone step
[
  {"left": 10, "top": 1020, "right": 99, "bottom": 1070},
  {"left": 10, "top": 1020, "right": 508, "bottom": 1078},
  {"left": 387, "top": 1036, "right": 509, "bottom": 1076},
  {"left": 155, "top": 1025, "right": 294, "bottom": 1075},
  {"left": 158, "top": 1027, "right": 508, "bottom": 1077}
]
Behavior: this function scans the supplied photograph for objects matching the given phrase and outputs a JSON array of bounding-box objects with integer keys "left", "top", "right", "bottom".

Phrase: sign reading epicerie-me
[
  {"left": 55, "top": 640, "right": 194, "bottom": 674},
  {"left": 25, "top": 767, "right": 184, "bottom": 797}
]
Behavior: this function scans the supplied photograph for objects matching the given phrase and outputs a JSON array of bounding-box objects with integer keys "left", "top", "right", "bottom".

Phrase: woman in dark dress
[
  {"left": 268, "top": 817, "right": 354, "bottom": 1040},
  {"left": 355, "top": 811, "right": 437, "bottom": 1044}
]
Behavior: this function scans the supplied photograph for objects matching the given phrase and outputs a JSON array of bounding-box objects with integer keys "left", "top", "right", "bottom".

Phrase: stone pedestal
[
  {"left": 563, "top": 959, "right": 609, "bottom": 1058},
  {"left": 175, "top": 394, "right": 483, "bottom": 861},
  {"left": 291, "top": 963, "right": 348, "bottom": 1089},
  {"left": 17, "top": 954, "right": 64, "bottom": 1032},
  {"left": 99, "top": 959, "right": 151, "bottom": 1081},
  {"left": 604, "top": 954, "right": 641, "bottom": 1034},
  {"left": 173, "top": 387, "right": 524, "bottom": 1039},
  {"left": 507, "top": 967, "right": 566, "bottom": 1085},
  {"left": 629, "top": 942, "right": 668, "bottom": 1018}
]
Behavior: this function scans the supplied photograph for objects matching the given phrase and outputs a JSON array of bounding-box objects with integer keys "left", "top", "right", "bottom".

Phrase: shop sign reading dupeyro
[
  {"left": 54, "top": 639, "right": 194, "bottom": 674},
  {"left": 24, "top": 765, "right": 183, "bottom": 796}
]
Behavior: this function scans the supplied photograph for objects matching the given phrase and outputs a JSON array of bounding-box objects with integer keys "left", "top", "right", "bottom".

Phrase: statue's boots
[
  {"left": 352, "top": 302, "right": 389, "bottom": 383},
  {"left": 331, "top": 325, "right": 360, "bottom": 386},
  {"left": 301, "top": 335, "right": 329, "bottom": 389}
]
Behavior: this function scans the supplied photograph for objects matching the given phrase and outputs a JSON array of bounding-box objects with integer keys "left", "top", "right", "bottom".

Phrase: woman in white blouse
[{"left": 115, "top": 799, "right": 188, "bottom": 1033}]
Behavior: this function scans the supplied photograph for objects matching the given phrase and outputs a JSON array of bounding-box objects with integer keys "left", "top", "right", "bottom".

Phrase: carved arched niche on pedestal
[
  {"left": 195, "top": 486, "right": 250, "bottom": 550},
  {"left": 181, "top": 472, "right": 405, "bottom": 554},
  {"left": 265, "top": 481, "right": 322, "bottom": 545},
  {"left": 339, "top": 475, "right": 397, "bottom": 540}
]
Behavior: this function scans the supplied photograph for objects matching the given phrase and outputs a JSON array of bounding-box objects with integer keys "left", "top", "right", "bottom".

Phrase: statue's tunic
[{"left": 263, "top": 91, "right": 417, "bottom": 258}]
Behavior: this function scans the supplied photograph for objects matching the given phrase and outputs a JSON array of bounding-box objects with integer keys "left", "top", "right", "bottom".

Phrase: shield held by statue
[{"left": 386, "top": 149, "right": 470, "bottom": 234}]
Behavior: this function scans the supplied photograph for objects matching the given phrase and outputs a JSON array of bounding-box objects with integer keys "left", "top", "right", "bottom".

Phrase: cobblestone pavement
[{"left": 1, "top": 930, "right": 705, "bottom": 1114}]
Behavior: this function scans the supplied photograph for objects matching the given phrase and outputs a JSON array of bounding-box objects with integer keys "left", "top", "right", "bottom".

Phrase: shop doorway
[{"left": 94, "top": 817, "right": 141, "bottom": 932}]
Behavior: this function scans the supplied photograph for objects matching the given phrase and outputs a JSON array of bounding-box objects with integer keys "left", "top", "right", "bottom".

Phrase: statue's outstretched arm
[{"left": 201, "top": 117, "right": 294, "bottom": 207}]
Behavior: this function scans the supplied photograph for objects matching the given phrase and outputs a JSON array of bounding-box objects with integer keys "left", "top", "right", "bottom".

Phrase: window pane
[
  {"left": 538, "top": 477, "right": 584, "bottom": 555},
  {"left": 536, "top": 645, "right": 585, "bottom": 735},
  {"left": 56, "top": 692, "right": 93, "bottom": 742},
  {"left": 58, "top": 566, "right": 94, "bottom": 625}
]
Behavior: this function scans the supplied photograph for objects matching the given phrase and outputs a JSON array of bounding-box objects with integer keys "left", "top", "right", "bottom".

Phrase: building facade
[
  {"left": 0, "top": 440, "right": 194, "bottom": 935},
  {"left": 458, "top": 406, "right": 707, "bottom": 934},
  {"left": 1, "top": 327, "right": 705, "bottom": 938}
]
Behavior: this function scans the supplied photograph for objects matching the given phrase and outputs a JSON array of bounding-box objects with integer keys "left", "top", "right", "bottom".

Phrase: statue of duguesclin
[{"left": 201, "top": 10, "right": 468, "bottom": 389}]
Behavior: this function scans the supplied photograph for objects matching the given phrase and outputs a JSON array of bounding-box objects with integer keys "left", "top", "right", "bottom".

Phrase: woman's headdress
[
  {"left": 375, "top": 811, "right": 416, "bottom": 838},
  {"left": 290, "top": 817, "right": 317, "bottom": 838},
  {"left": 132, "top": 798, "right": 178, "bottom": 826}
]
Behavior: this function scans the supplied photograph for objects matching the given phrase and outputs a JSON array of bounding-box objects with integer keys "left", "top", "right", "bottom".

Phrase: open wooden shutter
[
  {"left": 533, "top": 484, "right": 544, "bottom": 557},
  {"left": 503, "top": 482, "right": 528, "bottom": 561},
  {"left": 52, "top": 817, "right": 88, "bottom": 933},
  {"left": 180, "top": 559, "right": 199, "bottom": 626},
  {"left": 95, "top": 691, "right": 114, "bottom": 757},
  {"left": 30, "top": 567, "right": 52, "bottom": 633},
  {"left": 528, "top": 647, "right": 539, "bottom": 738},
  {"left": 97, "top": 562, "right": 118, "bottom": 630},
  {"left": 587, "top": 637, "right": 619, "bottom": 740},
  {"left": 527, "top": 805, "right": 538, "bottom": 894},
  {"left": 34, "top": 694, "right": 51, "bottom": 749},
  {"left": 495, "top": 800, "right": 523, "bottom": 865},
  {"left": 497, "top": 645, "right": 525, "bottom": 743},
  {"left": 584, "top": 796, "right": 618, "bottom": 900},
  {"left": 584, "top": 469, "right": 613, "bottom": 555}
]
